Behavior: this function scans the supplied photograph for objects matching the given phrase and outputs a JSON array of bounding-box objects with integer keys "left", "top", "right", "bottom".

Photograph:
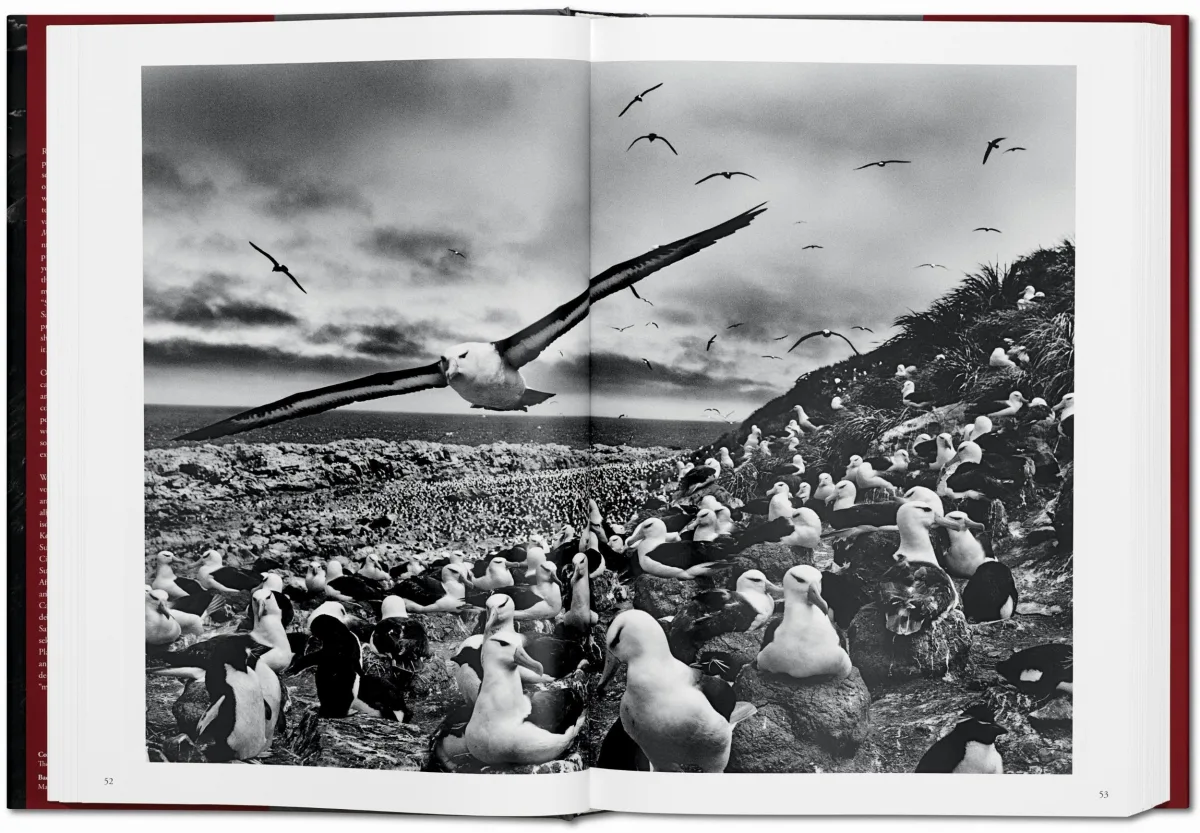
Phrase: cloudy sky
[{"left": 144, "top": 58, "right": 1074, "bottom": 421}]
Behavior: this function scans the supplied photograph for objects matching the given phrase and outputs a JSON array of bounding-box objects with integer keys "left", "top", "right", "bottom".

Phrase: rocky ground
[{"left": 145, "top": 435, "right": 1072, "bottom": 776}]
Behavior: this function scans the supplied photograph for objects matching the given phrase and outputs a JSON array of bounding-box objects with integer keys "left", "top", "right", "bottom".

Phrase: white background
[{"left": 2, "top": 0, "right": 1196, "bottom": 831}]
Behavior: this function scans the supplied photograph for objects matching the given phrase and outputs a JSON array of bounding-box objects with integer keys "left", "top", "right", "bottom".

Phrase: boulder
[
  {"left": 282, "top": 705, "right": 428, "bottom": 769},
  {"left": 727, "top": 664, "right": 871, "bottom": 772},
  {"left": 847, "top": 602, "right": 971, "bottom": 692},
  {"left": 696, "top": 629, "right": 764, "bottom": 675},
  {"left": 729, "top": 542, "right": 806, "bottom": 581},
  {"left": 632, "top": 575, "right": 692, "bottom": 619}
]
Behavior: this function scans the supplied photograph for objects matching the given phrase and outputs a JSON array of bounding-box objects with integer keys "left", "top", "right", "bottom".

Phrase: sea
[{"left": 144, "top": 405, "right": 729, "bottom": 451}]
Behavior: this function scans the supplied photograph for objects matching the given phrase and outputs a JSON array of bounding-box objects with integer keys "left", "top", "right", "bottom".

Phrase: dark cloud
[
  {"left": 142, "top": 61, "right": 520, "bottom": 180},
  {"left": 354, "top": 324, "right": 428, "bottom": 359},
  {"left": 144, "top": 275, "right": 298, "bottom": 328},
  {"left": 259, "top": 176, "right": 372, "bottom": 220},
  {"left": 144, "top": 338, "right": 394, "bottom": 377},
  {"left": 360, "top": 227, "right": 475, "bottom": 283},
  {"left": 143, "top": 151, "right": 215, "bottom": 202},
  {"left": 537, "top": 351, "right": 779, "bottom": 402}
]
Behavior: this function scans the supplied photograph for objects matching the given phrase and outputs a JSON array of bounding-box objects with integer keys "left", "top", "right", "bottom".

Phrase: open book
[{"left": 9, "top": 8, "right": 1189, "bottom": 818}]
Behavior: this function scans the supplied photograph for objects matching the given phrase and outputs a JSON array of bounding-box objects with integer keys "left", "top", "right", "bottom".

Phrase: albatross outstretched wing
[
  {"left": 495, "top": 203, "right": 767, "bottom": 369},
  {"left": 786, "top": 331, "right": 823, "bottom": 353},
  {"left": 175, "top": 363, "right": 448, "bottom": 441}
]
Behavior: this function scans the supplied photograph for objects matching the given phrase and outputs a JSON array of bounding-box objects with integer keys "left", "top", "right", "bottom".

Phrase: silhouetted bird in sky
[
  {"left": 973, "top": 227, "right": 1002, "bottom": 233},
  {"left": 448, "top": 248, "right": 467, "bottom": 258},
  {"left": 641, "top": 358, "right": 653, "bottom": 370},
  {"left": 762, "top": 355, "right": 782, "bottom": 360},
  {"left": 851, "top": 326, "right": 873, "bottom": 333},
  {"left": 854, "top": 159, "right": 910, "bottom": 170},
  {"left": 982, "top": 137, "right": 1005, "bottom": 165},
  {"left": 706, "top": 335, "right": 718, "bottom": 351},
  {"left": 627, "top": 133, "right": 677, "bottom": 155},
  {"left": 695, "top": 171, "right": 758, "bottom": 185},
  {"left": 726, "top": 322, "right": 744, "bottom": 329},
  {"left": 249, "top": 241, "right": 306, "bottom": 294},
  {"left": 802, "top": 244, "right": 824, "bottom": 250},
  {"left": 916, "top": 263, "right": 947, "bottom": 269},
  {"left": 1003, "top": 147, "right": 1026, "bottom": 154},
  {"left": 610, "top": 325, "right": 634, "bottom": 333},
  {"left": 772, "top": 334, "right": 790, "bottom": 341},
  {"left": 618, "top": 82, "right": 662, "bottom": 117},
  {"left": 646, "top": 322, "right": 659, "bottom": 328}
]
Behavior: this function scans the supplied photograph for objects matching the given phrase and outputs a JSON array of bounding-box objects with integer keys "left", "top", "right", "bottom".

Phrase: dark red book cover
[{"left": 6, "top": 9, "right": 1189, "bottom": 814}]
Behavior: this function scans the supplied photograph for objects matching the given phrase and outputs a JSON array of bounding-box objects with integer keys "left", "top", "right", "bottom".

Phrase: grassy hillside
[{"left": 702, "top": 239, "right": 1074, "bottom": 470}]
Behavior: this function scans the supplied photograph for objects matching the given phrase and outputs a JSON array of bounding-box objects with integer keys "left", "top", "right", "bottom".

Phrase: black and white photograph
[{"left": 142, "top": 56, "right": 1075, "bottom": 776}]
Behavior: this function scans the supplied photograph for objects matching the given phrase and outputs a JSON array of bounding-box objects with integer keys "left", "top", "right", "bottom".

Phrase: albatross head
[
  {"left": 599, "top": 609, "right": 671, "bottom": 687},
  {"left": 781, "top": 565, "right": 829, "bottom": 614}
]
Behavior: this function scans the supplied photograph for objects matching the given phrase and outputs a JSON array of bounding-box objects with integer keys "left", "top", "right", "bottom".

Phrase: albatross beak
[
  {"left": 807, "top": 585, "right": 830, "bottom": 615},
  {"left": 766, "top": 582, "right": 785, "bottom": 600},
  {"left": 513, "top": 644, "right": 545, "bottom": 677},
  {"left": 681, "top": 517, "right": 699, "bottom": 533},
  {"left": 933, "top": 515, "right": 963, "bottom": 530},
  {"left": 965, "top": 519, "right": 986, "bottom": 531},
  {"left": 597, "top": 651, "right": 620, "bottom": 690}
]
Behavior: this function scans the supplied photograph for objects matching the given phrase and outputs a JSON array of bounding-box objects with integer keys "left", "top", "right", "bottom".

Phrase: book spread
[{"left": 6, "top": 8, "right": 1189, "bottom": 819}]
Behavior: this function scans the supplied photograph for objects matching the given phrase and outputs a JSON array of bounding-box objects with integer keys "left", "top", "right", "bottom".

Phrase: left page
[{"left": 47, "top": 14, "right": 606, "bottom": 815}]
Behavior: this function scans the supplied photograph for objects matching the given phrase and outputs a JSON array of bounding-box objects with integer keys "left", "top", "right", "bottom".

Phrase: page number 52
[
  {"left": 104, "top": 778, "right": 113, "bottom": 785},
  {"left": 1098, "top": 791, "right": 1108, "bottom": 799}
]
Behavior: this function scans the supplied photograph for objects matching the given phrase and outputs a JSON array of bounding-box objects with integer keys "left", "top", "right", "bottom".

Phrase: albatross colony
[{"left": 147, "top": 245, "right": 1074, "bottom": 772}]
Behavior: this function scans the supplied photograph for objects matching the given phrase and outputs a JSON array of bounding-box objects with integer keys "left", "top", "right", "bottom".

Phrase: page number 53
[{"left": 1098, "top": 790, "right": 1109, "bottom": 799}]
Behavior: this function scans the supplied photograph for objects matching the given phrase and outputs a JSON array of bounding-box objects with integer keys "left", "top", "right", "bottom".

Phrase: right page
[{"left": 586, "top": 15, "right": 1170, "bottom": 818}]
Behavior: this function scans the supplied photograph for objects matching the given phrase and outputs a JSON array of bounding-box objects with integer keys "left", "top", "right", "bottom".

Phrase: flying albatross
[
  {"left": 177, "top": 203, "right": 767, "bottom": 440},
  {"left": 786, "top": 329, "right": 861, "bottom": 356}
]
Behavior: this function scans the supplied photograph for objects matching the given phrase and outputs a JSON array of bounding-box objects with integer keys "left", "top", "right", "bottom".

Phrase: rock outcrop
[
  {"left": 728, "top": 664, "right": 871, "bottom": 772},
  {"left": 847, "top": 603, "right": 972, "bottom": 691}
]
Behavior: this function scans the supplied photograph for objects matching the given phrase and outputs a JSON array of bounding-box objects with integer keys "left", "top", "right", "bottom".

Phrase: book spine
[{"left": 6, "top": 12, "right": 31, "bottom": 813}]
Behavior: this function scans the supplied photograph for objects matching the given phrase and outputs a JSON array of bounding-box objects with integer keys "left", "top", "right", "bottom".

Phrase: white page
[
  {"left": 46, "top": 14, "right": 594, "bottom": 816},
  {"left": 586, "top": 15, "right": 1169, "bottom": 817}
]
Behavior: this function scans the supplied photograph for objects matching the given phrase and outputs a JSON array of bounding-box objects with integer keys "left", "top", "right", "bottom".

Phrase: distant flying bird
[
  {"left": 448, "top": 248, "right": 467, "bottom": 259},
  {"left": 248, "top": 241, "right": 306, "bottom": 294},
  {"left": 851, "top": 326, "right": 873, "bottom": 333},
  {"left": 174, "top": 202, "right": 768, "bottom": 440},
  {"left": 610, "top": 325, "right": 634, "bottom": 333},
  {"left": 617, "top": 414, "right": 627, "bottom": 419},
  {"left": 787, "top": 329, "right": 860, "bottom": 356},
  {"left": 982, "top": 137, "right": 1005, "bottom": 165},
  {"left": 802, "top": 245, "right": 824, "bottom": 250},
  {"left": 627, "top": 133, "right": 678, "bottom": 155},
  {"left": 973, "top": 227, "right": 1002, "bottom": 233},
  {"left": 618, "top": 82, "right": 662, "bottom": 117},
  {"left": 726, "top": 322, "right": 744, "bottom": 330},
  {"left": 793, "top": 220, "right": 807, "bottom": 225},
  {"left": 695, "top": 171, "right": 758, "bottom": 185},
  {"left": 646, "top": 322, "right": 659, "bottom": 328},
  {"left": 706, "top": 335, "right": 718, "bottom": 351},
  {"left": 915, "top": 263, "right": 947, "bottom": 269},
  {"left": 641, "top": 358, "right": 653, "bottom": 370},
  {"left": 762, "top": 355, "right": 782, "bottom": 360},
  {"left": 1003, "top": 147, "right": 1027, "bottom": 154},
  {"left": 772, "top": 334, "right": 790, "bottom": 341},
  {"left": 705, "top": 408, "right": 735, "bottom": 424},
  {"left": 854, "top": 159, "right": 910, "bottom": 170}
]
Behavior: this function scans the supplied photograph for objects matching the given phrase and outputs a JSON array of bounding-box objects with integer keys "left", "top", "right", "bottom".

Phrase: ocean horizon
[{"left": 145, "top": 404, "right": 732, "bottom": 451}]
